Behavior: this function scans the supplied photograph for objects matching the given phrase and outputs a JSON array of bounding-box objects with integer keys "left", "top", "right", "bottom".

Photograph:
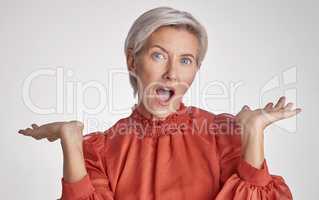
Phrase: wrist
[
  {"left": 242, "top": 128, "right": 265, "bottom": 169},
  {"left": 243, "top": 122, "right": 264, "bottom": 134},
  {"left": 60, "top": 131, "right": 83, "bottom": 149},
  {"left": 60, "top": 121, "right": 83, "bottom": 143}
]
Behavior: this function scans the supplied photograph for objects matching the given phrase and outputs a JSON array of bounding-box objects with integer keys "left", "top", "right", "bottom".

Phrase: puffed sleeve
[
  {"left": 213, "top": 113, "right": 293, "bottom": 200},
  {"left": 59, "top": 132, "right": 114, "bottom": 200}
]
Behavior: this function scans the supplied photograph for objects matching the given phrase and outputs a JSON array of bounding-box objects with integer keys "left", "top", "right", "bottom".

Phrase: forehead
[{"left": 144, "top": 26, "right": 199, "bottom": 55}]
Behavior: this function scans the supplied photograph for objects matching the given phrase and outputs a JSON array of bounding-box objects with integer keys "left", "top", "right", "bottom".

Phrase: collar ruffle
[{"left": 128, "top": 102, "right": 194, "bottom": 137}]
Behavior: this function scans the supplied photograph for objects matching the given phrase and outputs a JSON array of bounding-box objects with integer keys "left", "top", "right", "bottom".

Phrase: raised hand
[
  {"left": 18, "top": 120, "right": 84, "bottom": 143},
  {"left": 235, "top": 96, "right": 302, "bottom": 132},
  {"left": 235, "top": 96, "right": 302, "bottom": 169}
]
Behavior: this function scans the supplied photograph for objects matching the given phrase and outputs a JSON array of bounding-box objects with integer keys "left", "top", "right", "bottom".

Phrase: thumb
[
  {"left": 236, "top": 105, "right": 250, "bottom": 116},
  {"left": 241, "top": 105, "right": 250, "bottom": 111}
]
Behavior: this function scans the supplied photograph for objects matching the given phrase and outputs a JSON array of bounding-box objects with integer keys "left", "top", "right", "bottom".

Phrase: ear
[{"left": 126, "top": 48, "right": 136, "bottom": 73}]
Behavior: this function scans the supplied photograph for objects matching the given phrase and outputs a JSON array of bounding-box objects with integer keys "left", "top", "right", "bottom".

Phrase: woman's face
[{"left": 127, "top": 26, "right": 200, "bottom": 118}]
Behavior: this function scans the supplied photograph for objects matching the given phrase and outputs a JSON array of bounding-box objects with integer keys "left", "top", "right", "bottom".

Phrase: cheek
[
  {"left": 177, "top": 68, "right": 197, "bottom": 94},
  {"left": 180, "top": 68, "right": 197, "bottom": 84},
  {"left": 135, "top": 65, "right": 162, "bottom": 92},
  {"left": 137, "top": 59, "right": 164, "bottom": 83}
]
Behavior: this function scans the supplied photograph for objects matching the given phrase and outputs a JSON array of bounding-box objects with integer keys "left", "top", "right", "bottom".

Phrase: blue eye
[
  {"left": 180, "top": 57, "right": 192, "bottom": 65},
  {"left": 152, "top": 52, "right": 165, "bottom": 61}
]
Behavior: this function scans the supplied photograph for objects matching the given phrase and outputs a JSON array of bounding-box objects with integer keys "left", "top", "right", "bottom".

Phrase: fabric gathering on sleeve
[
  {"left": 60, "top": 132, "right": 114, "bottom": 200},
  {"left": 213, "top": 113, "right": 293, "bottom": 200}
]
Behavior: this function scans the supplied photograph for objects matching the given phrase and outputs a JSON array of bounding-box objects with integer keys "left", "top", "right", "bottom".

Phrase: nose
[{"left": 163, "top": 59, "right": 178, "bottom": 82}]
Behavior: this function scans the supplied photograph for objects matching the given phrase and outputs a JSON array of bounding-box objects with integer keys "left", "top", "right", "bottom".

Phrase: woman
[{"left": 18, "top": 7, "right": 301, "bottom": 200}]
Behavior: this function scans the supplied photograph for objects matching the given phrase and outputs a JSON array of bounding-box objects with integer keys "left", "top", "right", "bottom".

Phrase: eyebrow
[{"left": 150, "top": 44, "right": 196, "bottom": 59}]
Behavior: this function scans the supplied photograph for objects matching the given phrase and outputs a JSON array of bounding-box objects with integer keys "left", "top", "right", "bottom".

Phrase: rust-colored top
[{"left": 60, "top": 102, "right": 293, "bottom": 200}]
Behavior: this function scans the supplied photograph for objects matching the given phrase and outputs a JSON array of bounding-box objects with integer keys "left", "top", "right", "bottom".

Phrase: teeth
[{"left": 161, "top": 87, "right": 170, "bottom": 91}]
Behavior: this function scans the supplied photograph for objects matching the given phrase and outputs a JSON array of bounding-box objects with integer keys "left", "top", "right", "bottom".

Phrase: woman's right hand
[{"left": 18, "top": 120, "right": 84, "bottom": 143}]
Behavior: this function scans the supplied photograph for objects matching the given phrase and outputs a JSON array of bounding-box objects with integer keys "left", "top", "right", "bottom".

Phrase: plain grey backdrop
[{"left": 1, "top": 0, "right": 318, "bottom": 199}]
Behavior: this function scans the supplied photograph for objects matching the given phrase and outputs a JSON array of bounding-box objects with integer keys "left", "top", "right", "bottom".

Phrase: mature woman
[{"left": 18, "top": 7, "right": 301, "bottom": 200}]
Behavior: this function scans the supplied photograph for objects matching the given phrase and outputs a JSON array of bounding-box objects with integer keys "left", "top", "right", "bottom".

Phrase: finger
[
  {"left": 26, "top": 128, "right": 34, "bottom": 135},
  {"left": 31, "top": 123, "right": 39, "bottom": 129},
  {"left": 275, "top": 107, "right": 302, "bottom": 120},
  {"left": 264, "top": 102, "right": 273, "bottom": 111},
  {"left": 274, "top": 96, "right": 286, "bottom": 110},
  {"left": 238, "top": 105, "right": 251, "bottom": 115},
  {"left": 47, "top": 137, "right": 56, "bottom": 142},
  {"left": 18, "top": 129, "right": 26, "bottom": 135},
  {"left": 18, "top": 128, "right": 33, "bottom": 136},
  {"left": 242, "top": 105, "right": 250, "bottom": 110},
  {"left": 284, "top": 102, "right": 294, "bottom": 111},
  {"left": 285, "top": 108, "right": 302, "bottom": 118},
  {"left": 295, "top": 108, "right": 302, "bottom": 114}
]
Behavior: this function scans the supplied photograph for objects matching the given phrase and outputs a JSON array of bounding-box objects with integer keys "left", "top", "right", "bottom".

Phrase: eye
[
  {"left": 180, "top": 57, "right": 192, "bottom": 65},
  {"left": 151, "top": 52, "right": 165, "bottom": 61}
]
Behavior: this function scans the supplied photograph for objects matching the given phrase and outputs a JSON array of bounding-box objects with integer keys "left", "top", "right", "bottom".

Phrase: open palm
[
  {"left": 18, "top": 120, "right": 83, "bottom": 142},
  {"left": 236, "top": 96, "right": 302, "bottom": 131}
]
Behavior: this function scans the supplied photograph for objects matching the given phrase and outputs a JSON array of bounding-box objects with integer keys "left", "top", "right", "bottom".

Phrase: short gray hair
[{"left": 124, "top": 6, "right": 208, "bottom": 97}]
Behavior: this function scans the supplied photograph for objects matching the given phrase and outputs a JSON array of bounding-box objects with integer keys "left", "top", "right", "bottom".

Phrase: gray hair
[{"left": 124, "top": 6, "right": 208, "bottom": 97}]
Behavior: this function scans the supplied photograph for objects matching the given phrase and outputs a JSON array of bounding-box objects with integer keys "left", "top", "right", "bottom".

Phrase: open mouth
[{"left": 155, "top": 86, "right": 175, "bottom": 104}]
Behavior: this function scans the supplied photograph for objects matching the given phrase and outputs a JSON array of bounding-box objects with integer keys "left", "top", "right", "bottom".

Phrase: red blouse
[{"left": 60, "top": 102, "right": 293, "bottom": 200}]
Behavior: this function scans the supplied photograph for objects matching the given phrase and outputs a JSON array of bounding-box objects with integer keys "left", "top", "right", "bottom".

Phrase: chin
[{"left": 146, "top": 98, "right": 181, "bottom": 117}]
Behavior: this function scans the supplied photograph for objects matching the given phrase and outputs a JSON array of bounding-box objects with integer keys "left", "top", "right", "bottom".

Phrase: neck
[{"left": 135, "top": 101, "right": 182, "bottom": 121}]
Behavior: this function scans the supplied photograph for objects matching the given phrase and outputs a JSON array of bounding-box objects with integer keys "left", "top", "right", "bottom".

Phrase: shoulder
[
  {"left": 188, "top": 105, "right": 235, "bottom": 119},
  {"left": 188, "top": 105, "right": 238, "bottom": 131},
  {"left": 187, "top": 106, "right": 240, "bottom": 144},
  {"left": 190, "top": 105, "right": 241, "bottom": 139},
  {"left": 82, "top": 131, "right": 109, "bottom": 158}
]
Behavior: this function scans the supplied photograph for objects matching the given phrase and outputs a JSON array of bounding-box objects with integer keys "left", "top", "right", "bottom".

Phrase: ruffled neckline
[{"left": 128, "top": 102, "right": 194, "bottom": 137}]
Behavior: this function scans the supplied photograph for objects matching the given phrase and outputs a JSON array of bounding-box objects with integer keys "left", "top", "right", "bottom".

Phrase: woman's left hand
[{"left": 235, "top": 96, "right": 302, "bottom": 168}]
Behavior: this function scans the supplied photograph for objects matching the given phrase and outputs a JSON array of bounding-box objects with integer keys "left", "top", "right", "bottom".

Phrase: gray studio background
[{"left": 1, "top": 0, "right": 318, "bottom": 199}]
